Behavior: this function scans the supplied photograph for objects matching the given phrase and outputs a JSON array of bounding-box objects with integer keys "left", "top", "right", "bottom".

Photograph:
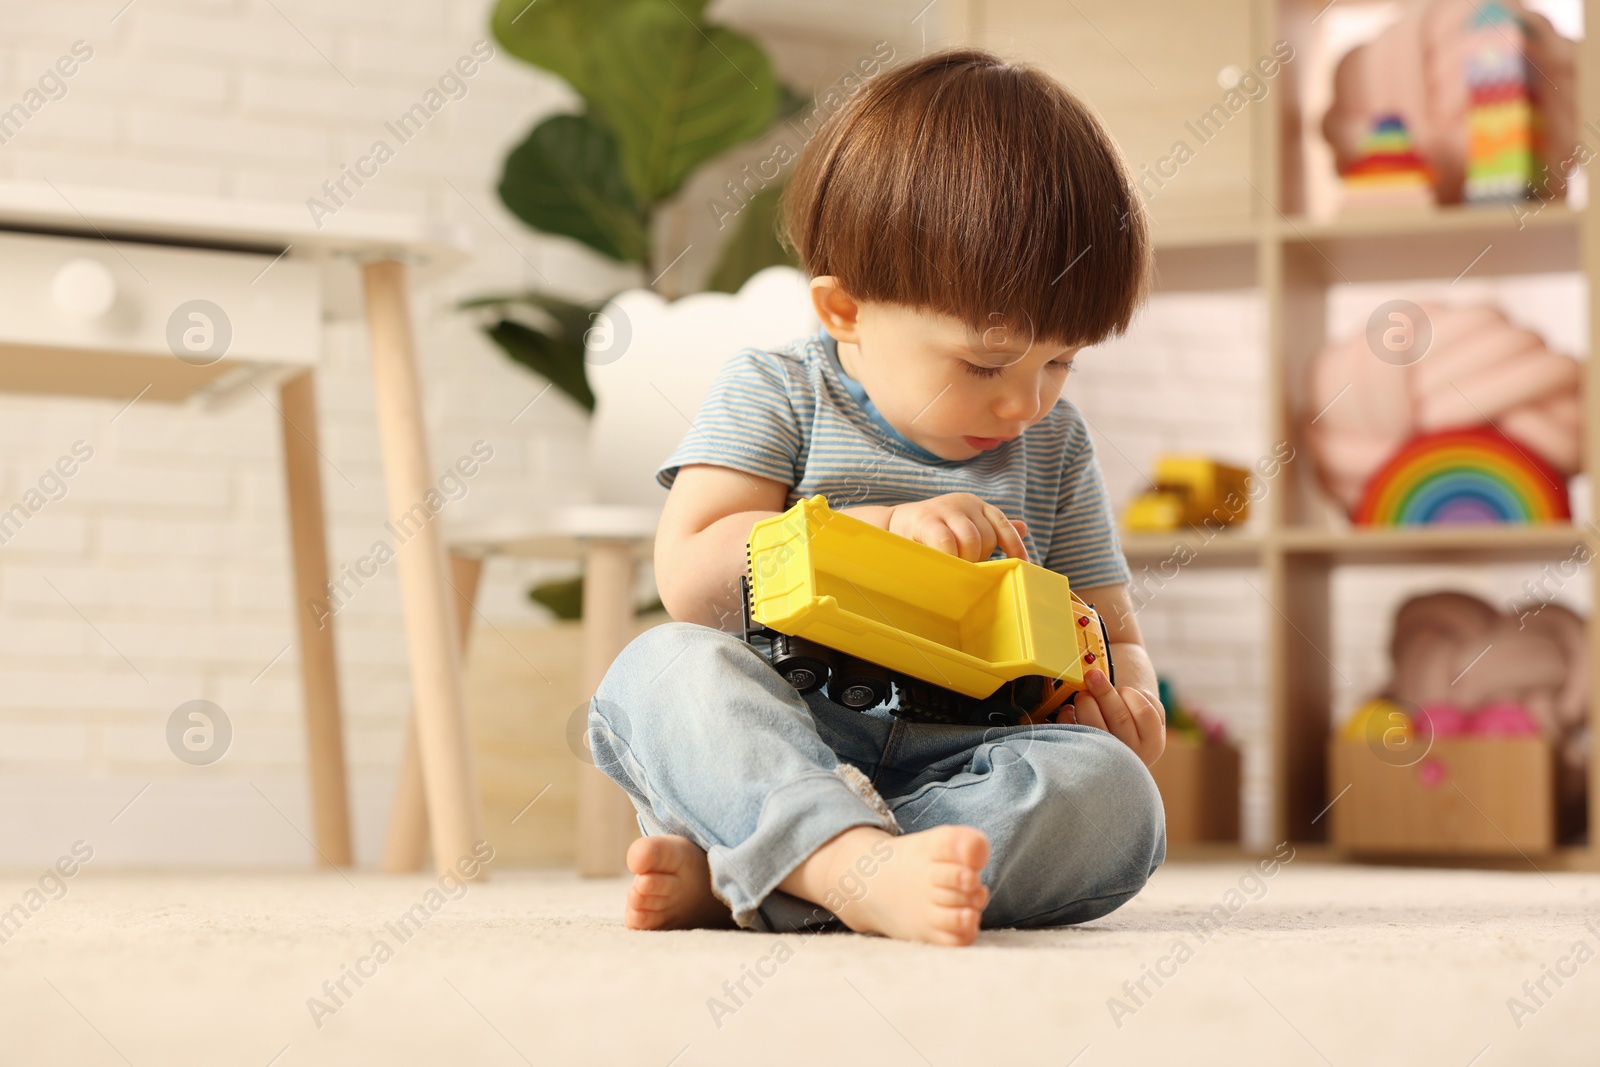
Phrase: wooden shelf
[
  {"left": 1318, "top": 845, "right": 1600, "bottom": 873},
  {"left": 1280, "top": 203, "right": 1580, "bottom": 241},
  {"left": 1275, "top": 205, "right": 1581, "bottom": 284},
  {"left": 1150, "top": 217, "right": 1260, "bottom": 291},
  {"left": 969, "top": 0, "right": 1600, "bottom": 866},
  {"left": 1152, "top": 239, "right": 1258, "bottom": 292},
  {"left": 1124, "top": 525, "right": 1593, "bottom": 568},
  {"left": 1121, "top": 530, "right": 1265, "bottom": 567},
  {"left": 1152, "top": 217, "right": 1261, "bottom": 249},
  {"left": 1276, "top": 523, "right": 1596, "bottom": 564},
  {"left": 1142, "top": 198, "right": 1583, "bottom": 286}
]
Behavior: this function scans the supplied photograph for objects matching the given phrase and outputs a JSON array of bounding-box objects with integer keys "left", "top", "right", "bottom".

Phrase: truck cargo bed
[{"left": 747, "top": 496, "right": 1089, "bottom": 699}]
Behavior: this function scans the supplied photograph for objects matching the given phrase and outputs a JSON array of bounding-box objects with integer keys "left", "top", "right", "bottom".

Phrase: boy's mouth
[{"left": 963, "top": 435, "right": 1009, "bottom": 450}]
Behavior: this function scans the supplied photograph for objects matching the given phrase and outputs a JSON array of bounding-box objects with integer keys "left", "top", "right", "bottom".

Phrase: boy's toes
[
  {"left": 931, "top": 864, "right": 983, "bottom": 892},
  {"left": 932, "top": 906, "right": 982, "bottom": 945},
  {"left": 624, "top": 906, "right": 669, "bottom": 930},
  {"left": 630, "top": 872, "right": 676, "bottom": 899},
  {"left": 925, "top": 825, "right": 990, "bottom": 873},
  {"left": 950, "top": 828, "right": 990, "bottom": 872},
  {"left": 619, "top": 833, "right": 735, "bottom": 931},
  {"left": 930, "top": 883, "right": 989, "bottom": 908},
  {"left": 625, "top": 880, "right": 666, "bottom": 908},
  {"left": 626, "top": 834, "right": 676, "bottom": 876}
]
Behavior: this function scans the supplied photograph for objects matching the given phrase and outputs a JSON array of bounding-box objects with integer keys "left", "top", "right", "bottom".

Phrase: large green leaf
[
  {"left": 528, "top": 574, "right": 663, "bottom": 620},
  {"left": 460, "top": 290, "right": 597, "bottom": 341},
  {"left": 589, "top": 3, "right": 780, "bottom": 202},
  {"left": 706, "top": 182, "right": 794, "bottom": 293},
  {"left": 773, "top": 83, "right": 812, "bottom": 128},
  {"left": 489, "top": 0, "right": 711, "bottom": 102},
  {"left": 483, "top": 319, "right": 595, "bottom": 412},
  {"left": 497, "top": 113, "right": 648, "bottom": 264}
]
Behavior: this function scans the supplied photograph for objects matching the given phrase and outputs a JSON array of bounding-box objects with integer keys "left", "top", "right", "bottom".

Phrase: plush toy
[
  {"left": 1354, "top": 696, "right": 1541, "bottom": 740},
  {"left": 1414, "top": 701, "right": 1473, "bottom": 737},
  {"left": 1323, "top": 0, "right": 1575, "bottom": 206},
  {"left": 1380, "top": 590, "right": 1587, "bottom": 829},
  {"left": 1467, "top": 700, "right": 1542, "bottom": 736},
  {"left": 1307, "top": 303, "right": 1581, "bottom": 517}
]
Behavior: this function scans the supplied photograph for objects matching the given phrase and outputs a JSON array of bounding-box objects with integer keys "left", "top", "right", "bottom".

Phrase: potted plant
[{"left": 467, "top": 0, "right": 803, "bottom": 615}]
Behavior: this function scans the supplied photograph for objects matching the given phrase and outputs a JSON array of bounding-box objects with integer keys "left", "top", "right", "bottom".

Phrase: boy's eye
[{"left": 960, "top": 357, "right": 1076, "bottom": 378}]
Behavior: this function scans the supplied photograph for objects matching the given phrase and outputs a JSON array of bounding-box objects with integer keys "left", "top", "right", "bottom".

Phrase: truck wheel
[
  {"left": 828, "top": 658, "right": 891, "bottom": 710},
  {"left": 780, "top": 658, "right": 828, "bottom": 693},
  {"left": 1011, "top": 676, "right": 1050, "bottom": 709},
  {"left": 768, "top": 634, "right": 834, "bottom": 694}
]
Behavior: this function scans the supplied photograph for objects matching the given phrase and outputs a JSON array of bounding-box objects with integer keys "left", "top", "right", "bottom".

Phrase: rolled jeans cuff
[{"left": 708, "top": 764, "right": 900, "bottom": 930}]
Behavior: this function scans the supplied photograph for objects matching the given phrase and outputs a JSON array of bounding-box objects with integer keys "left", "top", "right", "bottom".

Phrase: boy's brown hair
[{"left": 781, "top": 48, "right": 1150, "bottom": 347}]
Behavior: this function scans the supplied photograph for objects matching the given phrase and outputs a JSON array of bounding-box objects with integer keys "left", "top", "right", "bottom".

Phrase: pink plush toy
[
  {"left": 1468, "top": 700, "right": 1542, "bottom": 736},
  {"left": 1380, "top": 590, "right": 1587, "bottom": 830},
  {"left": 1307, "top": 303, "right": 1581, "bottom": 516},
  {"left": 1414, "top": 701, "right": 1470, "bottom": 738},
  {"left": 1412, "top": 699, "right": 1541, "bottom": 737},
  {"left": 1323, "top": 0, "right": 1576, "bottom": 206}
]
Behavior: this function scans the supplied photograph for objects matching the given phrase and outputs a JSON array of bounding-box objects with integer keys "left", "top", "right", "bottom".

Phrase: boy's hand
[
  {"left": 887, "top": 493, "right": 1029, "bottom": 563},
  {"left": 1059, "top": 668, "right": 1165, "bottom": 767}
]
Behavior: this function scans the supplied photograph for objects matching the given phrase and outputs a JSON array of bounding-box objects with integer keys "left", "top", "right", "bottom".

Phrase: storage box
[
  {"left": 1327, "top": 738, "right": 1555, "bottom": 855},
  {"left": 1150, "top": 736, "right": 1241, "bottom": 844}
]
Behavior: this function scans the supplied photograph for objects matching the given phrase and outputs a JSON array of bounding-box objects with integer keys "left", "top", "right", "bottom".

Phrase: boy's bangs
[{"left": 783, "top": 49, "right": 1151, "bottom": 346}]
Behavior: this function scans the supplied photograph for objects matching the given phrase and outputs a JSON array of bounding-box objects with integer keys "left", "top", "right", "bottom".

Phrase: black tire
[
  {"left": 827, "top": 657, "right": 892, "bottom": 710},
  {"left": 779, "top": 657, "right": 829, "bottom": 693},
  {"left": 1010, "top": 675, "right": 1050, "bottom": 710},
  {"left": 768, "top": 633, "right": 835, "bottom": 694}
]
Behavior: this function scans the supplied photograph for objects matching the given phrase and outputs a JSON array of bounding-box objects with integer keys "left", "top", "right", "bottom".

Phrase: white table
[{"left": 0, "top": 181, "right": 485, "bottom": 877}]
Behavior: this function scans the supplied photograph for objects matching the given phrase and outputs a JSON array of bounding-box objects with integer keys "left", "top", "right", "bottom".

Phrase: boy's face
[{"left": 811, "top": 277, "right": 1080, "bottom": 461}]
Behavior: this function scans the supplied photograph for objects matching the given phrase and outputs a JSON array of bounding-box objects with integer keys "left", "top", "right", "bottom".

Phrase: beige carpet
[{"left": 1, "top": 860, "right": 1595, "bottom": 1066}]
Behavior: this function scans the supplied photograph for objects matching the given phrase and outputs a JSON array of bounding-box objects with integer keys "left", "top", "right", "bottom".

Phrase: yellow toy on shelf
[
  {"left": 1342, "top": 697, "right": 1415, "bottom": 745},
  {"left": 741, "top": 495, "right": 1111, "bottom": 727},
  {"left": 1123, "top": 455, "right": 1251, "bottom": 532}
]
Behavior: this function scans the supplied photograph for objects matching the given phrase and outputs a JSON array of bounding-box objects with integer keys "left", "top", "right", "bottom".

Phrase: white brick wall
[
  {"left": 0, "top": 0, "right": 619, "bottom": 868},
  {"left": 1077, "top": 291, "right": 1275, "bottom": 843}
]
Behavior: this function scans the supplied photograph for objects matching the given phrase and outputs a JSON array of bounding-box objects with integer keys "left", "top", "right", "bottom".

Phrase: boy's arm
[
  {"left": 655, "top": 464, "right": 894, "bottom": 630},
  {"left": 1057, "top": 581, "right": 1166, "bottom": 766}
]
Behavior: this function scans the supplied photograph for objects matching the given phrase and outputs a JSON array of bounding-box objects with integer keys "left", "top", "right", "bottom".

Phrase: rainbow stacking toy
[
  {"left": 1339, "top": 114, "right": 1435, "bottom": 210},
  {"left": 1463, "top": 0, "right": 1541, "bottom": 202},
  {"left": 1353, "top": 426, "right": 1570, "bottom": 526}
]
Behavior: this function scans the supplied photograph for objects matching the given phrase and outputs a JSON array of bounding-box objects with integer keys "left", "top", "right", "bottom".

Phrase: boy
[{"left": 588, "top": 48, "right": 1165, "bottom": 947}]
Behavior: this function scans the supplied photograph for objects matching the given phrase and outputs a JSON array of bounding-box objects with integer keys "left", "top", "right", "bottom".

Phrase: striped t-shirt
[{"left": 656, "top": 329, "right": 1132, "bottom": 590}]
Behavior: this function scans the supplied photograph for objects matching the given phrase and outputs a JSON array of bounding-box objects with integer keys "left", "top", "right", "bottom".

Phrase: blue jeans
[{"left": 588, "top": 622, "right": 1166, "bottom": 933}]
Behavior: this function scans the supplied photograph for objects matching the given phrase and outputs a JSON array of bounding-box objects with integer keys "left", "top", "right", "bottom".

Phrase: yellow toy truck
[
  {"left": 740, "top": 495, "right": 1113, "bottom": 727},
  {"left": 1123, "top": 455, "right": 1251, "bottom": 532}
]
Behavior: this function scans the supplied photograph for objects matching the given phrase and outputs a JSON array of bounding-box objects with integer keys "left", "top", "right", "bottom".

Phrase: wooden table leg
[
  {"left": 361, "top": 258, "right": 486, "bottom": 878},
  {"left": 279, "top": 370, "right": 353, "bottom": 867},
  {"left": 381, "top": 552, "right": 483, "bottom": 872},
  {"left": 577, "top": 539, "right": 644, "bottom": 876}
]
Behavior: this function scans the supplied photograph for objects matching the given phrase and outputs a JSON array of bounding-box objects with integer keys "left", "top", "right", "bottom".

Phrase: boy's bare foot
[
  {"left": 779, "top": 824, "right": 990, "bottom": 946},
  {"left": 623, "top": 834, "right": 736, "bottom": 930}
]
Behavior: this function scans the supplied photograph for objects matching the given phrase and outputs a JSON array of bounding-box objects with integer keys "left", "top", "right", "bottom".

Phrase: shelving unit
[{"left": 962, "top": 0, "right": 1600, "bottom": 864}]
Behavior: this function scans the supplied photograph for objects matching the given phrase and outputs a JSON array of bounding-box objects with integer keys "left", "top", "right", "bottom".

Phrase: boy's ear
[{"left": 809, "top": 276, "right": 862, "bottom": 342}]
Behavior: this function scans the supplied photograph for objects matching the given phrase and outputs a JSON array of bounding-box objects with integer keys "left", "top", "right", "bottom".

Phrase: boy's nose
[{"left": 992, "top": 387, "right": 1041, "bottom": 423}]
